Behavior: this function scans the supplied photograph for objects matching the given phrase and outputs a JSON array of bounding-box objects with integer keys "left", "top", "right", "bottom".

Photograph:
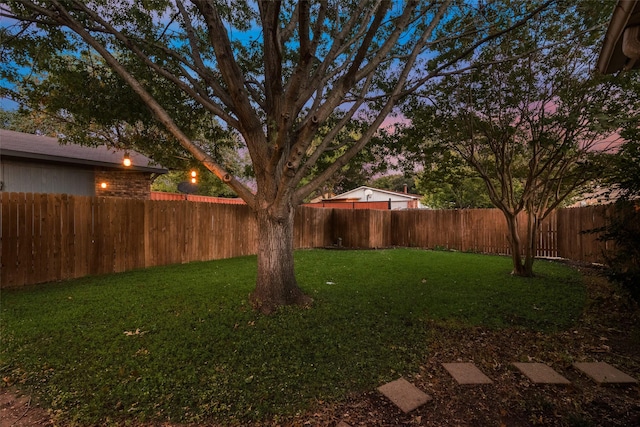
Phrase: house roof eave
[
  {"left": 597, "top": 0, "right": 640, "bottom": 74},
  {"left": 1, "top": 149, "right": 168, "bottom": 174},
  {"left": 0, "top": 129, "right": 168, "bottom": 174}
]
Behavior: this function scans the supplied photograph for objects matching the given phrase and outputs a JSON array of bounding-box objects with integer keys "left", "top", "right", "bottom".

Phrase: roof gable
[{"left": 331, "top": 185, "right": 420, "bottom": 201}]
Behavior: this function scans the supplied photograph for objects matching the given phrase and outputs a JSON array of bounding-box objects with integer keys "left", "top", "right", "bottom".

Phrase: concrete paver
[
  {"left": 442, "top": 363, "right": 493, "bottom": 384},
  {"left": 574, "top": 362, "right": 638, "bottom": 384},
  {"left": 513, "top": 362, "right": 570, "bottom": 384},
  {"left": 377, "top": 377, "right": 432, "bottom": 413}
]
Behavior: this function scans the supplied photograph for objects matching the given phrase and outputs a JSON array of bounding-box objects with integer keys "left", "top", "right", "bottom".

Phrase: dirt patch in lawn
[
  {"left": 2, "top": 265, "right": 639, "bottom": 426},
  {"left": 0, "top": 389, "right": 52, "bottom": 427}
]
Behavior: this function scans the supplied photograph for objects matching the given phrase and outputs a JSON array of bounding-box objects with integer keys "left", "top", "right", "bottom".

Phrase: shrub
[{"left": 599, "top": 202, "right": 640, "bottom": 301}]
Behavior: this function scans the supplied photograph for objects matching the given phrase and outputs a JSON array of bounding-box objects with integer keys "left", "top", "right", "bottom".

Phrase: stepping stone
[
  {"left": 574, "top": 362, "right": 638, "bottom": 384},
  {"left": 377, "top": 377, "right": 432, "bottom": 413},
  {"left": 513, "top": 362, "right": 570, "bottom": 384},
  {"left": 442, "top": 362, "right": 493, "bottom": 384}
]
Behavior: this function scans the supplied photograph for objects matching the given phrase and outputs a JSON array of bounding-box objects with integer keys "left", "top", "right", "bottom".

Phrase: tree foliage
[
  {"left": 399, "top": 1, "right": 640, "bottom": 276},
  {"left": 369, "top": 173, "right": 417, "bottom": 194},
  {"left": 299, "top": 117, "right": 393, "bottom": 199},
  {"left": 151, "top": 150, "right": 247, "bottom": 198},
  {"left": 0, "top": 106, "right": 62, "bottom": 135},
  {"left": 413, "top": 149, "right": 493, "bottom": 209},
  {"left": 597, "top": 139, "right": 640, "bottom": 301}
]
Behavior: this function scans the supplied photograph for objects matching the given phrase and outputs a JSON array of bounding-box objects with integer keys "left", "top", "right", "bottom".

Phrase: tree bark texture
[
  {"left": 249, "top": 205, "right": 312, "bottom": 314},
  {"left": 503, "top": 210, "right": 536, "bottom": 277}
]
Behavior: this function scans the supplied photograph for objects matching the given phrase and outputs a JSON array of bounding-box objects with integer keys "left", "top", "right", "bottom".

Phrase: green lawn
[{"left": 0, "top": 249, "right": 585, "bottom": 425}]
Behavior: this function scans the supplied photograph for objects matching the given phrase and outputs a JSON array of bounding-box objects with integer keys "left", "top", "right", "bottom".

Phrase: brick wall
[{"left": 95, "top": 169, "right": 153, "bottom": 199}]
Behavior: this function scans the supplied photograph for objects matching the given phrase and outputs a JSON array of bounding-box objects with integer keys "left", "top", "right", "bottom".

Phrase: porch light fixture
[{"left": 123, "top": 153, "right": 132, "bottom": 167}]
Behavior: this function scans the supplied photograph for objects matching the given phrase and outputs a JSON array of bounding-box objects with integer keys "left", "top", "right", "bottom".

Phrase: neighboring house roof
[
  {"left": 569, "top": 186, "right": 639, "bottom": 207},
  {"left": 329, "top": 185, "right": 421, "bottom": 201},
  {"left": 309, "top": 192, "right": 336, "bottom": 204},
  {"left": 326, "top": 186, "right": 426, "bottom": 210},
  {"left": 568, "top": 187, "right": 619, "bottom": 207},
  {"left": 0, "top": 128, "right": 167, "bottom": 174},
  {"left": 597, "top": 0, "right": 640, "bottom": 74}
]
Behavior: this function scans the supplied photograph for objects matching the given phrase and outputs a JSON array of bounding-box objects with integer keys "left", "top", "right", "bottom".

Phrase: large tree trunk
[{"left": 249, "top": 205, "right": 312, "bottom": 314}]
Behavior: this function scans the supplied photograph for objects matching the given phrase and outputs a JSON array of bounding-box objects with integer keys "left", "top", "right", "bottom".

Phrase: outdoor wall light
[
  {"left": 191, "top": 170, "right": 197, "bottom": 184},
  {"left": 100, "top": 182, "right": 108, "bottom": 189},
  {"left": 123, "top": 153, "right": 132, "bottom": 167}
]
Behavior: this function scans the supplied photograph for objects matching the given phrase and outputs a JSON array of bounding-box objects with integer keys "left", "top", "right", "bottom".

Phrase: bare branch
[{"left": 193, "top": 1, "right": 264, "bottom": 137}]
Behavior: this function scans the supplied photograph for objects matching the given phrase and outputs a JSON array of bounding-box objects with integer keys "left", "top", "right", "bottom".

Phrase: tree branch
[{"left": 28, "top": 0, "right": 257, "bottom": 208}]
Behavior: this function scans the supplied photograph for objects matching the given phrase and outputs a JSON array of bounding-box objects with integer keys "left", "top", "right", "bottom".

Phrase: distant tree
[
  {"left": 2, "top": 0, "right": 555, "bottom": 312},
  {"left": 400, "top": 1, "right": 640, "bottom": 276},
  {"left": 413, "top": 150, "right": 493, "bottom": 209},
  {"left": 369, "top": 174, "right": 417, "bottom": 194},
  {"left": 152, "top": 170, "right": 238, "bottom": 197},
  {"left": 0, "top": 107, "right": 62, "bottom": 135}
]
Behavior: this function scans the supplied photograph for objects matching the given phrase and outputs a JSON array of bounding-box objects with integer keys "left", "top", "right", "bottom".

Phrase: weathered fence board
[
  {"left": 557, "top": 206, "right": 612, "bottom": 264},
  {"left": 0, "top": 192, "right": 614, "bottom": 288}
]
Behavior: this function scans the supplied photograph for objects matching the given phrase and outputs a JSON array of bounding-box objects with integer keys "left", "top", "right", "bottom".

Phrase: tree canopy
[
  {"left": 1, "top": 0, "right": 560, "bottom": 310},
  {"left": 1, "top": 1, "right": 559, "bottom": 204}
]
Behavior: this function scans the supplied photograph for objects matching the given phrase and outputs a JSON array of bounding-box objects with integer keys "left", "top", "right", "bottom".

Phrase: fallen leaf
[{"left": 124, "top": 328, "right": 148, "bottom": 336}]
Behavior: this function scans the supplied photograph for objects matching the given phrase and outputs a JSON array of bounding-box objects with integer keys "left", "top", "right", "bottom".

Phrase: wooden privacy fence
[
  {"left": 334, "top": 208, "right": 561, "bottom": 256},
  {"left": 1, "top": 192, "right": 613, "bottom": 288}
]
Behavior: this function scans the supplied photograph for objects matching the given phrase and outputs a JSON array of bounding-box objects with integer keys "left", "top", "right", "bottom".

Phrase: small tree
[{"left": 401, "top": 2, "right": 640, "bottom": 276}]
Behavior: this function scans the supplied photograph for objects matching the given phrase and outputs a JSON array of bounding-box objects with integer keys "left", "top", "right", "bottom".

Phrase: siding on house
[{"left": 1, "top": 159, "right": 95, "bottom": 196}]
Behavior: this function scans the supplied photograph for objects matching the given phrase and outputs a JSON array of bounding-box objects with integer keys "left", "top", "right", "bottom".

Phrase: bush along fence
[{"left": 1, "top": 192, "right": 613, "bottom": 288}]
